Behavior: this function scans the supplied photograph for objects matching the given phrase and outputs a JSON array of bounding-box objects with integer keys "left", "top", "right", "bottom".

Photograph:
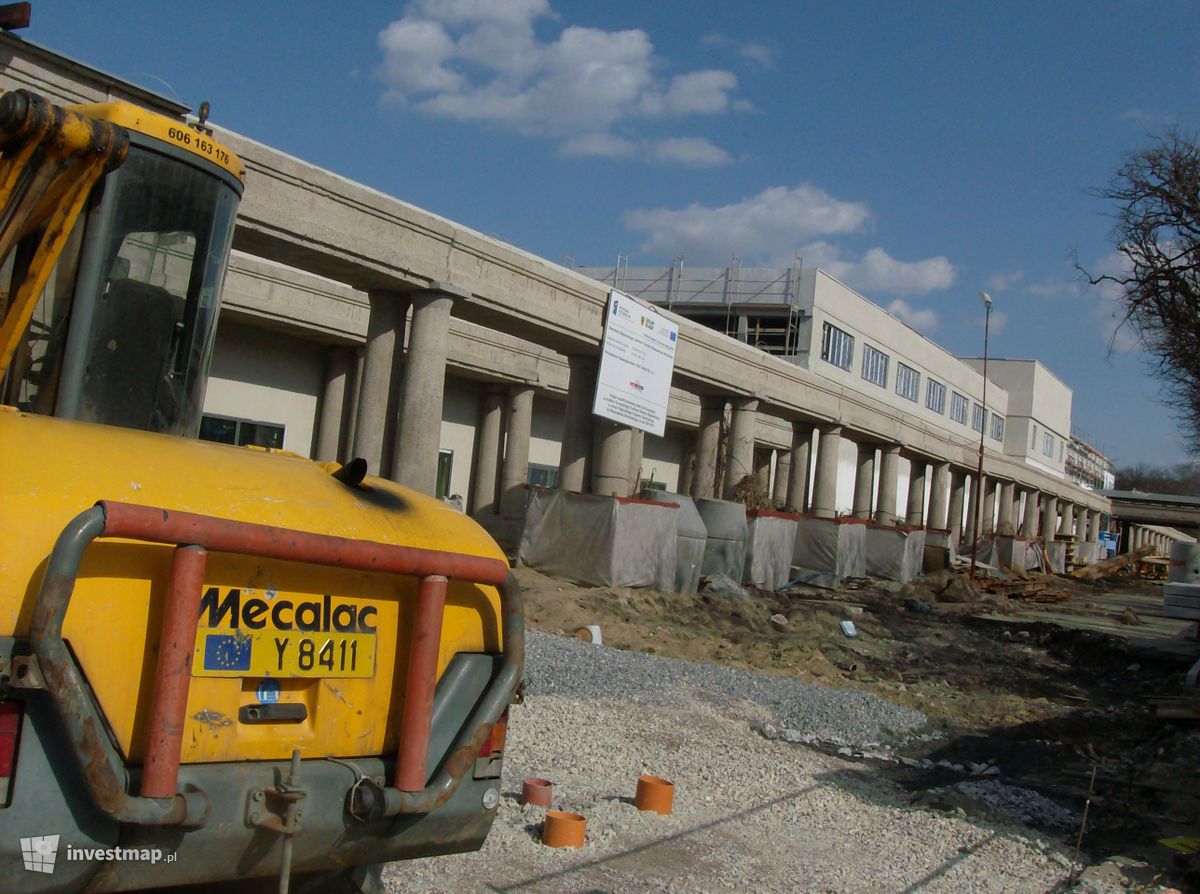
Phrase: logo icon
[{"left": 21, "top": 835, "right": 59, "bottom": 874}]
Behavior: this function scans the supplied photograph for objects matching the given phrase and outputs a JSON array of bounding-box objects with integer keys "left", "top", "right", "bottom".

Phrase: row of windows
[
  {"left": 1031, "top": 423, "right": 1066, "bottom": 461},
  {"left": 820, "top": 323, "right": 1007, "bottom": 440}
]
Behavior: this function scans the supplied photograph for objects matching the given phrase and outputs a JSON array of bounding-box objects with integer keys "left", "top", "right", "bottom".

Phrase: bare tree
[{"left": 1085, "top": 130, "right": 1200, "bottom": 451}]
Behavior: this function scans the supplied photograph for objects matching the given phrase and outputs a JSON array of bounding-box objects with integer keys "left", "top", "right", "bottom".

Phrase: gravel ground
[
  {"left": 383, "top": 633, "right": 1082, "bottom": 893},
  {"left": 523, "top": 630, "right": 927, "bottom": 749}
]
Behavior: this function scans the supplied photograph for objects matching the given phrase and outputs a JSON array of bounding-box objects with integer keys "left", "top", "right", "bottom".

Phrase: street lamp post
[{"left": 969, "top": 291, "right": 993, "bottom": 581}]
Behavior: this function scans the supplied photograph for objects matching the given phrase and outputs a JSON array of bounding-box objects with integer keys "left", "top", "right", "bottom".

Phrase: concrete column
[
  {"left": 1021, "top": 488, "right": 1040, "bottom": 538},
  {"left": 723, "top": 397, "right": 759, "bottom": 499},
  {"left": 558, "top": 354, "right": 598, "bottom": 493},
  {"left": 1059, "top": 502, "right": 1075, "bottom": 538},
  {"left": 593, "top": 419, "right": 633, "bottom": 497},
  {"left": 928, "top": 461, "right": 951, "bottom": 530},
  {"left": 810, "top": 424, "right": 842, "bottom": 518},
  {"left": 1088, "top": 509, "right": 1102, "bottom": 542},
  {"left": 772, "top": 450, "right": 791, "bottom": 508},
  {"left": 982, "top": 479, "right": 997, "bottom": 534},
  {"left": 786, "top": 423, "right": 813, "bottom": 513},
  {"left": 1041, "top": 495, "right": 1059, "bottom": 541},
  {"left": 393, "top": 287, "right": 463, "bottom": 494},
  {"left": 353, "top": 290, "right": 408, "bottom": 476},
  {"left": 1075, "top": 505, "right": 1088, "bottom": 541},
  {"left": 679, "top": 442, "right": 696, "bottom": 497},
  {"left": 628, "top": 428, "right": 645, "bottom": 493},
  {"left": 470, "top": 388, "right": 505, "bottom": 515},
  {"left": 499, "top": 385, "right": 534, "bottom": 517},
  {"left": 692, "top": 396, "right": 725, "bottom": 499},
  {"left": 906, "top": 459, "right": 927, "bottom": 526},
  {"left": 315, "top": 346, "right": 355, "bottom": 462},
  {"left": 852, "top": 443, "right": 876, "bottom": 520},
  {"left": 876, "top": 445, "right": 902, "bottom": 525},
  {"left": 965, "top": 474, "right": 983, "bottom": 544},
  {"left": 948, "top": 469, "right": 967, "bottom": 545},
  {"left": 755, "top": 449, "right": 772, "bottom": 496},
  {"left": 996, "top": 481, "right": 1016, "bottom": 535}
]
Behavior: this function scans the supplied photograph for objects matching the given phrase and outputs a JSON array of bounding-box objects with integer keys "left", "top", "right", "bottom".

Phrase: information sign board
[{"left": 592, "top": 290, "right": 679, "bottom": 437}]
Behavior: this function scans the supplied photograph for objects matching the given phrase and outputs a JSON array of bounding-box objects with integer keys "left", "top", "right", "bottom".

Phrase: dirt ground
[{"left": 516, "top": 564, "right": 1200, "bottom": 891}]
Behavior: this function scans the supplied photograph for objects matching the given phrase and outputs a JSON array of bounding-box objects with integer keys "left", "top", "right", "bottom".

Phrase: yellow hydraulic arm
[{"left": 0, "top": 89, "right": 128, "bottom": 377}]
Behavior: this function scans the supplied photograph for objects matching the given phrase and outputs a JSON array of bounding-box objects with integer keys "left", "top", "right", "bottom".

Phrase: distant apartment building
[{"left": 1066, "top": 434, "right": 1116, "bottom": 490}]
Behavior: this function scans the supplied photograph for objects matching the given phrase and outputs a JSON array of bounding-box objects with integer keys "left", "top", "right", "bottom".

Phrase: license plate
[{"left": 192, "top": 630, "right": 376, "bottom": 678}]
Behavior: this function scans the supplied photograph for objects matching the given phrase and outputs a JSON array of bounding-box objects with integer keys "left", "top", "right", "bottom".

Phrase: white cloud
[
  {"left": 624, "top": 184, "right": 871, "bottom": 260},
  {"left": 1026, "top": 279, "right": 1080, "bottom": 299},
  {"left": 647, "top": 137, "right": 732, "bottom": 167},
  {"left": 885, "top": 299, "right": 939, "bottom": 333},
  {"left": 560, "top": 133, "right": 638, "bottom": 159},
  {"left": 377, "top": 2, "right": 741, "bottom": 163},
  {"left": 1118, "top": 107, "right": 1176, "bottom": 128},
  {"left": 701, "top": 33, "right": 777, "bottom": 69},
  {"left": 800, "top": 242, "right": 956, "bottom": 296},
  {"left": 559, "top": 134, "right": 731, "bottom": 167},
  {"left": 623, "top": 184, "right": 954, "bottom": 295},
  {"left": 984, "top": 270, "right": 1023, "bottom": 292},
  {"left": 640, "top": 71, "right": 738, "bottom": 117},
  {"left": 1088, "top": 250, "right": 1141, "bottom": 351}
]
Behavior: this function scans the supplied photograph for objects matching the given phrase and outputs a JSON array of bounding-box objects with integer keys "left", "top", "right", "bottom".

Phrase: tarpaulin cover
[
  {"left": 642, "top": 490, "right": 708, "bottom": 594},
  {"left": 1045, "top": 541, "right": 1067, "bottom": 574},
  {"left": 864, "top": 525, "right": 927, "bottom": 582},
  {"left": 997, "top": 535, "right": 1036, "bottom": 572},
  {"left": 695, "top": 499, "right": 748, "bottom": 583},
  {"left": 744, "top": 512, "right": 800, "bottom": 590},
  {"left": 923, "top": 528, "right": 951, "bottom": 574},
  {"left": 519, "top": 489, "right": 677, "bottom": 588},
  {"left": 1074, "top": 542, "right": 1100, "bottom": 565},
  {"left": 793, "top": 517, "right": 867, "bottom": 578}
]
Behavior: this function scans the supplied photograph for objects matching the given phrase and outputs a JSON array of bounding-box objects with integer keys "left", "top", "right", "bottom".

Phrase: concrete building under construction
[{"left": 3, "top": 31, "right": 1159, "bottom": 585}]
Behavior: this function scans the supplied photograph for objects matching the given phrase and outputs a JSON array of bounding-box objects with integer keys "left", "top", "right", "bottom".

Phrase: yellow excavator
[{"left": 0, "top": 90, "right": 520, "bottom": 892}]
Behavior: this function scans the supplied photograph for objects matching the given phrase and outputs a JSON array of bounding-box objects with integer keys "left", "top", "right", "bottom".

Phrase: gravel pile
[
  {"left": 385, "top": 683, "right": 1076, "bottom": 893},
  {"left": 524, "top": 629, "right": 927, "bottom": 749}
]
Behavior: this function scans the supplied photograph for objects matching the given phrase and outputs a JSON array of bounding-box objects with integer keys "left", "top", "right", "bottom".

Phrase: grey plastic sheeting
[
  {"left": 1074, "top": 542, "right": 1100, "bottom": 565},
  {"left": 864, "top": 526, "right": 927, "bottom": 582},
  {"left": 793, "top": 518, "right": 867, "bottom": 578},
  {"left": 642, "top": 490, "right": 708, "bottom": 594},
  {"left": 519, "top": 489, "right": 677, "bottom": 589},
  {"left": 744, "top": 514, "right": 799, "bottom": 590},
  {"left": 1045, "top": 541, "right": 1067, "bottom": 574},
  {"left": 695, "top": 499, "right": 748, "bottom": 583},
  {"left": 997, "top": 536, "right": 1046, "bottom": 572}
]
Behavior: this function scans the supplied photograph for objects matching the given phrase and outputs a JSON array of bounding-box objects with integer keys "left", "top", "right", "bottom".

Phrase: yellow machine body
[{"left": 0, "top": 407, "right": 506, "bottom": 764}]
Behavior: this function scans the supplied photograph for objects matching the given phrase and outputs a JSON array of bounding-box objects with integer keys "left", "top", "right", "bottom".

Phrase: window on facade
[
  {"left": 1031, "top": 424, "right": 1038, "bottom": 449},
  {"left": 436, "top": 449, "right": 453, "bottom": 499},
  {"left": 1043, "top": 432, "right": 1054, "bottom": 457},
  {"left": 199, "top": 414, "right": 285, "bottom": 449},
  {"left": 861, "top": 344, "right": 889, "bottom": 387},
  {"left": 990, "top": 413, "right": 1004, "bottom": 441},
  {"left": 896, "top": 362, "right": 919, "bottom": 401},
  {"left": 527, "top": 463, "right": 559, "bottom": 488},
  {"left": 925, "top": 379, "right": 946, "bottom": 413},
  {"left": 820, "top": 322, "right": 854, "bottom": 371},
  {"left": 971, "top": 403, "right": 985, "bottom": 432},
  {"left": 1059, "top": 441, "right": 1064, "bottom": 461},
  {"left": 950, "top": 392, "right": 969, "bottom": 424}
]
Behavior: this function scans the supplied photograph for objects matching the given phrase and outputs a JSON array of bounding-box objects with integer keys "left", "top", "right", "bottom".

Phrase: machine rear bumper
[{"left": 0, "top": 681, "right": 503, "bottom": 892}]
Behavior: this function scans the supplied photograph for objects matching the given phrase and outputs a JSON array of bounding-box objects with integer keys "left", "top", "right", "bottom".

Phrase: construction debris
[{"left": 1070, "top": 544, "right": 1155, "bottom": 581}]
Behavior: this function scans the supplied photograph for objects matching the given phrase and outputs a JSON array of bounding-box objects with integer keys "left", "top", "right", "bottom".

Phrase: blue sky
[{"left": 27, "top": 1, "right": 1200, "bottom": 466}]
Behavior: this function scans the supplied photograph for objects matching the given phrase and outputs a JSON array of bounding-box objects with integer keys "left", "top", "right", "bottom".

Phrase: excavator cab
[{"left": 0, "top": 89, "right": 243, "bottom": 433}]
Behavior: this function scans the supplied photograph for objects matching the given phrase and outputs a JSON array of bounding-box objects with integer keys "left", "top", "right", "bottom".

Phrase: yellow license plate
[{"left": 192, "top": 629, "right": 376, "bottom": 678}]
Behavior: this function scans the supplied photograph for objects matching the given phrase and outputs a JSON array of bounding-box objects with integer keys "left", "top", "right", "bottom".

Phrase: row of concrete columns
[
  {"left": 311, "top": 297, "right": 1107, "bottom": 542},
  {"left": 1129, "top": 525, "right": 1178, "bottom": 556}
]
